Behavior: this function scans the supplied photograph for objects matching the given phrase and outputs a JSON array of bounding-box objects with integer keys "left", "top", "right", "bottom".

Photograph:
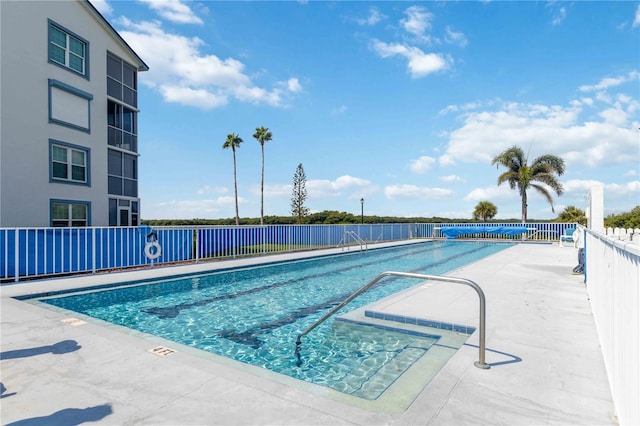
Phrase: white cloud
[
  {"left": 385, "top": 184, "right": 454, "bottom": 200},
  {"left": 408, "top": 156, "right": 436, "bottom": 174},
  {"left": 439, "top": 100, "right": 488, "bottom": 115},
  {"left": 438, "top": 153, "right": 455, "bottom": 166},
  {"left": 551, "top": 6, "right": 567, "bottom": 26},
  {"left": 440, "top": 174, "right": 465, "bottom": 183},
  {"left": 634, "top": 4, "right": 640, "bottom": 27},
  {"left": 464, "top": 185, "right": 514, "bottom": 202},
  {"left": 624, "top": 169, "right": 639, "bottom": 177},
  {"left": 117, "top": 19, "right": 302, "bottom": 109},
  {"left": 160, "top": 85, "right": 228, "bottom": 108},
  {"left": 440, "top": 77, "right": 640, "bottom": 169},
  {"left": 370, "top": 39, "right": 449, "bottom": 78},
  {"left": 196, "top": 185, "right": 228, "bottom": 195},
  {"left": 578, "top": 71, "right": 639, "bottom": 92},
  {"left": 563, "top": 179, "right": 640, "bottom": 200},
  {"left": 598, "top": 107, "right": 629, "bottom": 127},
  {"left": 357, "top": 7, "right": 385, "bottom": 26},
  {"left": 307, "top": 175, "right": 371, "bottom": 197},
  {"left": 139, "top": 0, "right": 203, "bottom": 25},
  {"left": 286, "top": 78, "right": 303, "bottom": 93},
  {"left": 444, "top": 26, "right": 467, "bottom": 47},
  {"left": 400, "top": 6, "right": 433, "bottom": 42},
  {"left": 262, "top": 184, "right": 292, "bottom": 198},
  {"left": 151, "top": 197, "right": 237, "bottom": 219},
  {"left": 90, "top": 0, "right": 113, "bottom": 16}
]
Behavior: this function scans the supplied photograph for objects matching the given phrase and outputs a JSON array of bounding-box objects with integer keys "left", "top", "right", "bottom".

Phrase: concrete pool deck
[{"left": 1, "top": 241, "right": 616, "bottom": 425}]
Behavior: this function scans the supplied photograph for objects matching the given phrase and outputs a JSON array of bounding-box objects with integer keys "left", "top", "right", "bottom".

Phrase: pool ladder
[
  {"left": 294, "top": 271, "right": 490, "bottom": 370},
  {"left": 339, "top": 231, "right": 368, "bottom": 252}
]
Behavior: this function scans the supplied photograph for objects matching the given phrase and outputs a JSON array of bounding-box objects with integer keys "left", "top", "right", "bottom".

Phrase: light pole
[{"left": 360, "top": 198, "right": 364, "bottom": 224}]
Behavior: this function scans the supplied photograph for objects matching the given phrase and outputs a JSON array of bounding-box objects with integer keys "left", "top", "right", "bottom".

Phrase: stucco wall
[{"left": 0, "top": 0, "right": 144, "bottom": 227}]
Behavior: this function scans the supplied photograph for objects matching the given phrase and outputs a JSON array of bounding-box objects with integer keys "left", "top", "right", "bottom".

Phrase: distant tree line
[
  {"left": 141, "top": 206, "right": 639, "bottom": 227},
  {"left": 142, "top": 211, "right": 526, "bottom": 227},
  {"left": 552, "top": 205, "right": 639, "bottom": 228},
  {"left": 604, "top": 205, "right": 640, "bottom": 228}
]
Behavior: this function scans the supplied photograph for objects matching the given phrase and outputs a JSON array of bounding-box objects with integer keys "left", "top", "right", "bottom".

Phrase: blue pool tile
[{"left": 365, "top": 310, "right": 473, "bottom": 336}]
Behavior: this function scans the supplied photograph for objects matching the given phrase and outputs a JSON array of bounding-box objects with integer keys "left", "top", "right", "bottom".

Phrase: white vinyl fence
[{"left": 584, "top": 228, "right": 640, "bottom": 425}]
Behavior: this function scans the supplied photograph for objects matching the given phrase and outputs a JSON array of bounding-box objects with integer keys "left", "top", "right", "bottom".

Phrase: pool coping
[{"left": 0, "top": 240, "right": 616, "bottom": 425}]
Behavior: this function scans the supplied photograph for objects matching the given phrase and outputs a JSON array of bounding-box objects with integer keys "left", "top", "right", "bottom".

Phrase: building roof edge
[{"left": 81, "top": 0, "right": 149, "bottom": 72}]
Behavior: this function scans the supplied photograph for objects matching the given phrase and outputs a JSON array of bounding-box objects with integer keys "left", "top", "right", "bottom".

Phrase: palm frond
[{"left": 531, "top": 183, "right": 556, "bottom": 212}]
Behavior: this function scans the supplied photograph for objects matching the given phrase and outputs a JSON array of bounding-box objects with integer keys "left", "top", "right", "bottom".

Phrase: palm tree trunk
[
  {"left": 260, "top": 143, "right": 264, "bottom": 226},
  {"left": 233, "top": 149, "right": 239, "bottom": 226},
  {"left": 521, "top": 190, "right": 528, "bottom": 224}
]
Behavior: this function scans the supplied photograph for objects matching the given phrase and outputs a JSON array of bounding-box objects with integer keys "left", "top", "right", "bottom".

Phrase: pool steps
[
  {"left": 295, "top": 271, "right": 489, "bottom": 370},
  {"left": 329, "top": 314, "right": 472, "bottom": 400}
]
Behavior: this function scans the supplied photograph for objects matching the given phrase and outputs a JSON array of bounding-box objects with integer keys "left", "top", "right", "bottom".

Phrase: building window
[
  {"left": 48, "top": 20, "right": 89, "bottom": 77},
  {"left": 107, "top": 53, "right": 137, "bottom": 107},
  {"left": 48, "top": 79, "right": 93, "bottom": 133},
  {"left": 51, "top": 200, "right": 90, "bottom": 227},
  {"left": 108, "top": 100, "right": 137, "bottom": 152},
  {"left": 50, "top": 140, "right": 90, "bottom": 185},
  {"left": 107, "top": 53, "right": 138, "bottom": 152},
  {"left": 109, "top": 198, "right": 138, "bottom": 227},
  {"left": 108, "top": 149, "right": 137, "bottom": 197}
]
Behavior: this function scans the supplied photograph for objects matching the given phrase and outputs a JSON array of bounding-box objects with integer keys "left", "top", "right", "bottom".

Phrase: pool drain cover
[{"left": 147, "top": 346, "right": 176, "bottom": 357}]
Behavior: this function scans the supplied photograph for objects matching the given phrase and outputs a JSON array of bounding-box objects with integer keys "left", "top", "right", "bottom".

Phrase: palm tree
[
  {"left": 491, "top": 145, "right": 565, "bottom": 223},
  {"left": 472, "top": 201, "right": 498, "bottom": 222},
  {"left": 222, "top": 133, "right": 243, "bottom": 226},
  {"left": 556, "top": 205, "right": 587, "bottom": 225},
  {"left": 252, "top": 126, "right": 272, "bottom": 226}
]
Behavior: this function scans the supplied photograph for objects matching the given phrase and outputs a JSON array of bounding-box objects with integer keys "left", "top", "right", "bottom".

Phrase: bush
[{"left": 604, "top": 206, "right": 640, "bottom": 229}]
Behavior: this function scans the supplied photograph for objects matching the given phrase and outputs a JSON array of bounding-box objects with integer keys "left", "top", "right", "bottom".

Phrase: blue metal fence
[{"left": 0, "top": 222, "right": 575, "bottom": 282}]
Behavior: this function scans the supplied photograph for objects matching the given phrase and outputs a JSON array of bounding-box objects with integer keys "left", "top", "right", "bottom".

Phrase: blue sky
[{"left": 93, "top": 0, "right": 640, "bottom": 220}]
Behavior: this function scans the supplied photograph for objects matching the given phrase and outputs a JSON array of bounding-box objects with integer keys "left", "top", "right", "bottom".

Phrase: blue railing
[{"left": 0, "top": 222, "right": 575, "bottom": 282}]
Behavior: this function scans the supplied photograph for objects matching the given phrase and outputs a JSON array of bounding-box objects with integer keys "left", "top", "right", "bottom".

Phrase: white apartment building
[{"left": 0, "top": 0, "right": 148, "bottom": 227}]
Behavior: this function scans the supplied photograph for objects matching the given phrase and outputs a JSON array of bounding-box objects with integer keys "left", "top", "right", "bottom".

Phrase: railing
[
  {"left": 604, "top": 227, "right": 640, "bottom": 243},
  {"left": 339, "top": 231, "right": 368, "bottom": 251},
  {"left": 584, "top": 228, "right": 640, "bottom": 426},
  {"left": 0, "top": 222, "right": 577, "bottom": 283},
  {"left": 0, "top": 223, "right": 416, "bottom": 282},
  {"left": 294, "top": 271, "right": 489, "bottom": 369}
]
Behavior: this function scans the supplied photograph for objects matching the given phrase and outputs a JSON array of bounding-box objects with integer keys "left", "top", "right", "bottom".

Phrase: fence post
[
  {"left": 232, "top": 227, "right": 237, "bottom": 259},
  {"left": 14, "top": 229, "right": 19, "bottom": 282},
  {"left": 195, "top": 228, "right": 199, "bottom": 263},
  {"left": 92, "top": 227, "right": 96, "bottom": 274}
]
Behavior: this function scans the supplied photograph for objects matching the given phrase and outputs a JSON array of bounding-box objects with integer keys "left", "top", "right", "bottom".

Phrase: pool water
[{"left": 37, "top": 241, "right": 510, "bottom": 400}]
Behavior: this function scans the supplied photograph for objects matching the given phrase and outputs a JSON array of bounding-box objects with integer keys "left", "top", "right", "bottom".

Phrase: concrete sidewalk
[{"left": 0, "top": 242, "right": 616, "bottom": 425}]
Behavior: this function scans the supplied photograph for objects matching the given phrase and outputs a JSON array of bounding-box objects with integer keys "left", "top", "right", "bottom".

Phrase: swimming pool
[{"left": 32, "top": 240, "right": 510, "bottom": 402}]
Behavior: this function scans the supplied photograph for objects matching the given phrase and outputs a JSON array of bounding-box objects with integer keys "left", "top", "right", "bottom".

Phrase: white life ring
[{"left": 144, "top": 241, "right": 162, "bottom": 260}]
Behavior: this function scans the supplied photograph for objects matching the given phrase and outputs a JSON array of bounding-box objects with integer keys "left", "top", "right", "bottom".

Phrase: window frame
[
  {"left": 48, "top": 79, "right": 93, "bottom": 133},
  {"left": 107, "top": 100, "right": 138, "bottom": 152},
  {"left": 109, "top": 198, "right": 139, "bottom": 227},
  {"left": 107, "top": 52, "right": 137, "bottom": 107},
  {"left": 50, "top": 199, "right": 91, "bottom": 227},
  {"left": 49, "top": 139, "right": 91, "bottom": 186},
  {"left": 48, "top": 20, "right": 90, "bottom": 79},
  {"left": 108, "top": 148, "right": 138, "bottom": 197}
]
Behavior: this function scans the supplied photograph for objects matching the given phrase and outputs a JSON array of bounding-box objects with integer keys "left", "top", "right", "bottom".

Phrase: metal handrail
[
  {"left": 340, "top": 231, "right": 368, "bottom": 252},
  {"left": 294, "top": 271, "right": 490, "bottom": 369}
]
